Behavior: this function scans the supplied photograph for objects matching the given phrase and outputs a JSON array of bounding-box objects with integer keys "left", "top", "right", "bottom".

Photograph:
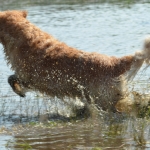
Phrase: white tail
[{"left": 126, "top": 36, "right": 150, "bottom": 81}]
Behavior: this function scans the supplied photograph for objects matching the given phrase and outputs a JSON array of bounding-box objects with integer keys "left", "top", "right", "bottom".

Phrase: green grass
[
  {"left": 6, "top": 139, "right": 32, "bottom": 150},
  {"left": 92, "top": 147, "right": 102, "bottom": 150}
]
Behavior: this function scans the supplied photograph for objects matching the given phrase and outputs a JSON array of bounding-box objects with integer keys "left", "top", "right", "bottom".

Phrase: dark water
[{"left": 1, "top": 0, "right": 150, "bottom": 149}]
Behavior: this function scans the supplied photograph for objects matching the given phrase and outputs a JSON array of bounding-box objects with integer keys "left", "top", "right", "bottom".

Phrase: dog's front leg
[{"left": 8, "top": 74, "right": 26, "bottom": 97}]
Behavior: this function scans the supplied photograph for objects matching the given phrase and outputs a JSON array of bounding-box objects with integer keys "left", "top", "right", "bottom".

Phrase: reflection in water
[
  {"left": 5, "top": 116, "right": 150, "bottom": 150},
  {"left": 1, "top": 0, "right": 150, "bottom": 150}
]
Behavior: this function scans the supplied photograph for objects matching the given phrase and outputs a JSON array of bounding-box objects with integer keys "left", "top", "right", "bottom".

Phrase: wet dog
[{"left": 0, "top": 10, "right": 150, "bottom": 112}]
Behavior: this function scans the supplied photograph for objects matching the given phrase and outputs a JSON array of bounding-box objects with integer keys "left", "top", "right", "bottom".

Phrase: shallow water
[{"left": 1, "top": 0, "right": 150, "bottom": 149}]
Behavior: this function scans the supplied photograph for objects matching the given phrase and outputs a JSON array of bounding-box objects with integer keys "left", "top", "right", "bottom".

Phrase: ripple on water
[
  {"left": 1, "top": 1, "right": 150, "bottom": 150},
  {"left": 4, "top": 116, "right": 149, "bottom": 150}
]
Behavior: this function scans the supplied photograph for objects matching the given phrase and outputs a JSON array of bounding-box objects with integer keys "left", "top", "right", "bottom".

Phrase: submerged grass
[
  {"left": 3, "top": 111, "right": 150, "bottom": 150},
  {"left": 92, "top": 148, "right": 102, "bottom": 150},
  {"left": 5, "top": 139, "right": 32, "bottom": 150}
]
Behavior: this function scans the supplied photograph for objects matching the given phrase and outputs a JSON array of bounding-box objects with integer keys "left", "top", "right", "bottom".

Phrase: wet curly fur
[{"left": 0, "top": 10, "right": 150, "bottom": 112}]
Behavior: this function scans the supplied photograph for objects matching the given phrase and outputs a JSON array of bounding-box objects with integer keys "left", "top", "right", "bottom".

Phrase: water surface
[{"left": 1, "top": 0, "right": 150, "bottom": 149}]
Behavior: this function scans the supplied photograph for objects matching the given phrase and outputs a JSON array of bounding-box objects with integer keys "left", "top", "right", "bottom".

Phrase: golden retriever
[{"left": 0, "top": 10, "right": 150, "bottom": 112}]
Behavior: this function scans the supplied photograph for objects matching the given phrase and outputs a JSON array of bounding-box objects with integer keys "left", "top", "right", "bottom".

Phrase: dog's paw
[{"left": 8, "top": 75, "right": 26, "bottom": 97}]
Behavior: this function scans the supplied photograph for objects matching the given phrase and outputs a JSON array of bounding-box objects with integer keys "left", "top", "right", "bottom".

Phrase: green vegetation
[
  {"left": 6, "top": 139, "right": 32, "bottom": 150},
  {"left": 137, "top": 106, "right": 150, "bottom": 118},
  {"left": 92, "top": 147, "right": 102, "bottom": 150}
]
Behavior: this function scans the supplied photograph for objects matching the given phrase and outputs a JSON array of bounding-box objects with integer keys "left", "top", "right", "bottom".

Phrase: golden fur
[{"left": 0, "top": 10, "right": 150, "bottom": 112}]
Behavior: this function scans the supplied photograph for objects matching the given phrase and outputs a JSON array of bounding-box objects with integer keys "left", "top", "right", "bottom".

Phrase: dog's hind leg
[{"left": 8, "top": 74, "right": 26, "bottom": 97}]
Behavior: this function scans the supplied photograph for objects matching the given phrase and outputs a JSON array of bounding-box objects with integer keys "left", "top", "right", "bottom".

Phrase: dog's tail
[
  {"left": 143, "top": 36, "right": 150, "bottom": 65},
  {"left": 126, "top": 36, "right": 150, "bottom": 81}
]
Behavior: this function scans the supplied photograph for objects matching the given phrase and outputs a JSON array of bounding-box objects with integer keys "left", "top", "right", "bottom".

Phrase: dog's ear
[{"left": 22, "top": 11, "right": 28, "bottom": 18}]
